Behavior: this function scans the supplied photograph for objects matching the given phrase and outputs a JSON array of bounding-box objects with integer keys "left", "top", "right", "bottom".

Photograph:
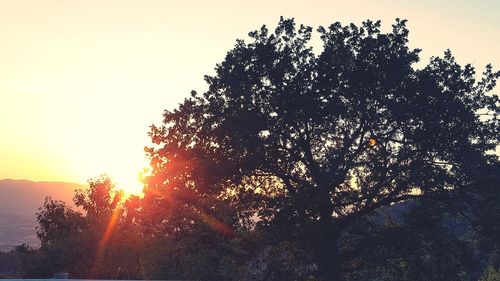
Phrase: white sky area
[{"left": 0, "top": 0, "right": 498, "bottom": 189}]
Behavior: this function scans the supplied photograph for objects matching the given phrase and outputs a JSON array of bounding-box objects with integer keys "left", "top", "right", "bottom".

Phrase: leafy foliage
[
  {"left": 480, "top": 266, "right": 500, "bottom": 281},
  {"left": 147, "top": 17, "right": 499, "bottom": 279},
  {"left": 25, "top": 176, "right": 140, "bottom": 278}
]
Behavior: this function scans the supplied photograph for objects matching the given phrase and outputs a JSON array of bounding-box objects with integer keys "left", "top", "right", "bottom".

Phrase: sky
[{"left": 0, "top": 0, "right": 499, "bottom": 189}]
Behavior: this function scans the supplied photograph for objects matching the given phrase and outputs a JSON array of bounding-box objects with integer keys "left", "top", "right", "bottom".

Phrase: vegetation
[
  {"left": 2, "top": 18, "right": 498, "bottom": 281},
  {"left": 479, "top": 266, "right": 500, "bottom": 281}
]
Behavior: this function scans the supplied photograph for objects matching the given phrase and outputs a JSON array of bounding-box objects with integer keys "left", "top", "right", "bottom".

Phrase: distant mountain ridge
[{"left": 0, "top": 179, "right": 84, "bottom": 251}]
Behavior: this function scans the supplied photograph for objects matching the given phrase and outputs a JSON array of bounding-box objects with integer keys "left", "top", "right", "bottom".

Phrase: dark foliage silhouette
[
  {"left": 25, "top": 176, "right": 142, "bottom": 279},
  {"left": 146, "top": 17, "right": 500, "bottom": 280}
]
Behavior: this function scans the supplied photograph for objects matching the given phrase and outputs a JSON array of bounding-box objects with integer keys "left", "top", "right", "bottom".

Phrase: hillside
[{"left": 0, "top": 179, "right": 84, "bottom": 251}]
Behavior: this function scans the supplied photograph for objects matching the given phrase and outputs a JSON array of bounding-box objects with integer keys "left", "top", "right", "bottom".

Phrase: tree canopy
[{"left": 146, "top": 17, "right": 500, "bottom": 279}]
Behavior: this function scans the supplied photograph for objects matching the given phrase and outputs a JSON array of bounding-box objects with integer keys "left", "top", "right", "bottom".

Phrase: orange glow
[
  {"left": 199, "top": 211, "right": 235, "bottom": 238},
  {"left": 368, "top": 138, "right": 377, "bottom": 147},
  {"left": 90, "top": 207, "right": 122, "bottom": 278}
]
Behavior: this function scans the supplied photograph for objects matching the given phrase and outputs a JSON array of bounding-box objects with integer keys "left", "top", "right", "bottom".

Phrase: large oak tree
[{"left": 146, "top": 18, "right": 499, "bottom": 279}]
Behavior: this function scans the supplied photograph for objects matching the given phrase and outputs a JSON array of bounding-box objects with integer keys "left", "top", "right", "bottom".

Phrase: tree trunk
[{"left": 314, "top": 213, "right": 344, "bottom": 281}]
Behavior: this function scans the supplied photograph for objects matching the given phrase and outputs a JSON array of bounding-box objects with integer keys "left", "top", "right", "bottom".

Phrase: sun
[{"left": 112, "top": 169, "right": 145, "bottom": 198}]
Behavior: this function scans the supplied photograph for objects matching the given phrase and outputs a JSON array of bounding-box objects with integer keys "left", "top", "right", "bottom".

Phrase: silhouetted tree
[
  {"left": 147, "top": 17, "right": 500, "bottom": 280},
  {"left": 33, "top": 198, "right": 86, "bottom": 277},
  {"left": 31, "top": 175, "right": 141, "bottom": 279}
]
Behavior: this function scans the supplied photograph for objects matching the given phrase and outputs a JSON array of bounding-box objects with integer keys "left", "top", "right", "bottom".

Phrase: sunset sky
[{"left": 1, "top": 0, "right": 499, "bottom": 190}]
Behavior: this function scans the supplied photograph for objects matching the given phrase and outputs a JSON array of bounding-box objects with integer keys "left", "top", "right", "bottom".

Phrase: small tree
[
  {"left": 34, "top": 176, "right": 138, "bottom": 279},
  {"left": 34, "top": 198, "right": 86, "bottom": 277},
  {"left": 147, "top": 18, "right": 500, "bottom": 279}
]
